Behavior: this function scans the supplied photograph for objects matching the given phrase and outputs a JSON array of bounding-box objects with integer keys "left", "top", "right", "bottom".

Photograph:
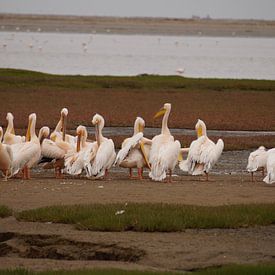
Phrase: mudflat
[{"left": 1, "top": 14, "right": 275, "bottom": 37}]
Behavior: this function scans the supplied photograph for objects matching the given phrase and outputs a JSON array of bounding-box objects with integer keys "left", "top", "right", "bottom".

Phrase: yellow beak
[
  {"left": 76, "top": 130, "right": 82, "bottom": 152},
  {"left": 138, "top": 123, "right": 144, "bottom": 133},
  {"left": 26, "top": 118, "right": 32, "bottom": 142},
  {"left": 197, "top": 125, "right": 203, "bottom": 137},
  {"left": 154, "top": 108, "right": 166, "bottom": 119},
  {"left": 140, "top": 141, "right": 151, "bottom": 169}
]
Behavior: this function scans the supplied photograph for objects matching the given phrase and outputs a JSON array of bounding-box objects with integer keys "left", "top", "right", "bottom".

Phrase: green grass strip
[
  {"left": 1, "top": 265, "right": 275, "bottom": 275},
  {"left": 0, "top": 205, "right": 12, "bottom": 218},
  {"left": 1, "top": 68, "right": 275, "bottom": 92},
  {"left": 16, "top": 203, "right": 275, "bottom": 232},
  {"left": 0, "top": 268, "right": 177, "bottom": 275},
  {"left": 194, "top": 264, "right": 275, "bottom": 275}
]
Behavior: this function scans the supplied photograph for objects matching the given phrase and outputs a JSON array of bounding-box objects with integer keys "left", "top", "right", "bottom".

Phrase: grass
[
  {"left": 16, "top": 203, "right": 275, "bottom": 232},
  {"left": 0, "top": 205, "right": 12, "bottom": 218},
  {"left": 194, "top": 264, "right": 275, "bottom": 275},
  {"left": 1, "top": 68, "right": 275, "bottom": 132},
  {"left": 0, "top": 269, "right": 177, "bottom": 275},
  {"left": 1, "top": 265, "right": 275, "bottom": 275}
]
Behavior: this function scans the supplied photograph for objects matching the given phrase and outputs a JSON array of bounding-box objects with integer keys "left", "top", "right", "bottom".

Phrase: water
[
  {"left": 1, "top": 31, "right": 275, "bottom": 79},
  {"left": 87, "top": 127, "right": 275, "bottom": 137}
]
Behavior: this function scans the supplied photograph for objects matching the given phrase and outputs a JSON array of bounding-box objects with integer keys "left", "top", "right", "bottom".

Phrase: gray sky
[{"left": 0, "top": 0, "right": 275, "bottom": 20}]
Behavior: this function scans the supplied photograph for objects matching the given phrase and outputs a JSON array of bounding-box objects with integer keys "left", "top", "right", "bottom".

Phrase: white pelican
[
  {"left": 10, "top": 113, "right": 41, "bottom": 179},
  {"left": 149, "top": 103, "right": 181, "bottom": 182},
  {"left": 41, "top": 108, "right": 75, "bottom": 178},
  {"left": 3, "top": 112, "right": 25, "bottom": 144},
  {"left": 179, "top": 119, "right": 224, "bottom": 181},
  {"left": 86, "top": 114, "right": 116, "bottom": 179},
  {"left": 0, "top": 127, "right": 13, "bottom": 180},
  {"left": 247, "top": 146, "right": 268, "bottom": 181},
  {"left": 51, "top": 108, "right": 76, "bottom": 146},
  {"left": 263, "top": 149, "right": 275, "bottom": 184},
  {"left": 64, "top": 125, "right": 96, "bottom": 176},
  {"left": 115, "top": 117, "right": 151, "bottom": 179}
]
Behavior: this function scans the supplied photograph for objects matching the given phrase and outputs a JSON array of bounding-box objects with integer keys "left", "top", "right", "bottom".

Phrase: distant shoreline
[{"left": 1, "top": 13, "right": 275, "bottom": 37}]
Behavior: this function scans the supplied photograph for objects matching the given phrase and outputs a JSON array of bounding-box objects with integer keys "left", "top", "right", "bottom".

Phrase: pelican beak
[
  {"left": 26, "top": 117, "right": 32, "bottom": 142},
  {"left": 154, "top": 108, "right": 166, "bottom": 119},
  {"left": 61, "top": 113, "right": 67, "bottom": 141},
  {"left": 11, "top": 127, "right": 15, "bottom": 135},
  {"left": 140, "top": 141, "right": 151, "bottom": 169},
  {"left": 50, "top": 133, "right": 56, "bottom": 142},
  {"left": 197, "top": 125, "right": 203, "bottom": 137},
  {"left": 76, "top": 130, "right": 82, "bottom": 152},
  {"left": 95, "top": 123, "right": 100, "bottom": 146},
  {"left": 178, "top": 152, "right": 183, "bottom": 162},
  {"left": 138, "top": 123, "right": 144, "bottom": 133}
]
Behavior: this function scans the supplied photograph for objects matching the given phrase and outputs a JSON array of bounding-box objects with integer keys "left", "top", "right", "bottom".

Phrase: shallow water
[
  {"left": 1, "top": 31, "right": 275, "bottom": 79},
  {"left": 87, "top": 126, "right": 275, "bottom": 137}
]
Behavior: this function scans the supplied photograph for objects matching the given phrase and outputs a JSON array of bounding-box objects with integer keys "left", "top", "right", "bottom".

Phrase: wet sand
[{"left": 1, "top": 13, "right": 275, "bottom": 37}]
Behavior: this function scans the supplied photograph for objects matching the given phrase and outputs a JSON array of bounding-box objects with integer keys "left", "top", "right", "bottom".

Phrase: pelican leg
[
  {"left": 138, "top": 168, "right": 143, "bottom": 180},
  {"left": 3, "top": 170, "right": 8, "bottom": 181},
  {"left": 104, "top": 169, "right": 109, "bottom": 180},
  {"left": 205, "top": 172, "right": 209, "bottom": 182},
  {"left": 26, "top": 167, "right": 31, "bottom": 180},
  {"left": 129, "top": 168, "right": 133, "bottom": 179},
  {"left": 56, "top": 167, "right": 64, "bottom": 179},
  {"left": 262, "top": 168, "right": 265, "bottom": 177},
  {"left": 251, "top": 172, "right": 254, "bottom": 182},
  {"left": 167, "top": 169, "right": 172, "bottom": 183},
  {"left": 22, "top": 166, "right": 27, "bottom": 180}
]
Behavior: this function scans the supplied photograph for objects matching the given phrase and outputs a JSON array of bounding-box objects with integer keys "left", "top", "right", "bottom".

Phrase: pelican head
[
  {"left": 195, "top": 119, "right": 207, "bottom": 138},
  {"left": 154, "top": 103, "right": 171, "bottom": 119},
  {"left": 26, "top": 113, "right": 37, "bottom": 142},
  {"left": 92, "top": 114, "right": 104, "bottom": 146},
  {"left": 92, "top": 113, "right": 104, "bottom": 127},
  {"left": 6, "top": 112, "right": 14, "bottom": 121},
  {"left": 134, "top": 117, "right": 145, "bottom": 134},
  {"left": 60, "top": 108, "right": 68, "bottom": 141},
  {"left": 38, "top": 126, "right": 50, "bottom": 144},
  {"left": 61, "top": 108, "right": 68, "bottom": 116},
  {"left": 76, "top": 125, "right": 86, "bottom": 152}
]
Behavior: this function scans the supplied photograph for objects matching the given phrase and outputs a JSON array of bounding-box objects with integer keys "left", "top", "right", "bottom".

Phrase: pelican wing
[
  {"left": 263, "top": 149, "right": 275, "bottom": 184},
  {"left": 91, "top": 139, "right": 115, "bottom": 178},
  {"left": 10, "top": 142, "right": 40, "bottom": 176},
  {"left": 65, "top": 142, "right": 96, "bottom": 175},
  {"left": 247, "top": 146, "right": 268, "bottom": 172},
  {"left": 41, "top": 139, "right": 66, "bottom": 159},
  {"left": 114, "top": 132, "right": 143, "bottom": 166},
  {"left": 149, "top": 140, "right": 180, "bottom": 181}
]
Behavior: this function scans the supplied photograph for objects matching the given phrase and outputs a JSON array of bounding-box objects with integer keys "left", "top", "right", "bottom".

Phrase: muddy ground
[
  {"left": 0, "top": 150, "right": 275, "bottom": 272},
  {"left": 1, "top": 14, "right": 275, "bottom": 37}
]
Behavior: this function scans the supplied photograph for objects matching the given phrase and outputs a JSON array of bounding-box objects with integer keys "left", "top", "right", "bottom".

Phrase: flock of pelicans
[{"left": 0, "top": 103, "right": 274, "bottom": 184}]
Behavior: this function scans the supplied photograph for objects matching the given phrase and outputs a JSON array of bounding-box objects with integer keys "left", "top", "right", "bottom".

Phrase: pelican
[
  {"left": 179, "top": 119, "right": 224, "bottom": 181},
  {"left": 10, "top": 113, "right": 41, "bottom": 179},
  {"left": 4, "top": 112, "right": 25, "bottom": 144},
  {"left": 115, "top": 117, "right": 151, "bottom": 179},
  {"left": 0, "top": 127, "right": 13, "bottom": 180},
  {"left": 41, "top": 108, "right": 75, "bottom": 178},
  {"left": 247, "top": 146, "right": 268, "bottom": 181},
  {"left": 149, "top": 103, "right": 181, "bottom": 182},
  {"left": 51, "top": 108, "right": 76, "bottom": 146},
  {"left": 86, "top": 114, "right": 116, "bottom": 179},
  {"left": 263, "top": 149, "right": 275, "bottom": 184},
  {"left": 64, "top": 125, "right": 96, "bottom": 176}
]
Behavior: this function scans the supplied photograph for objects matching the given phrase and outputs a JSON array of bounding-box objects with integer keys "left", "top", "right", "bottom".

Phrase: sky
[{"left": 0, "top": 0, "right": 275, "bottom": 20}]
